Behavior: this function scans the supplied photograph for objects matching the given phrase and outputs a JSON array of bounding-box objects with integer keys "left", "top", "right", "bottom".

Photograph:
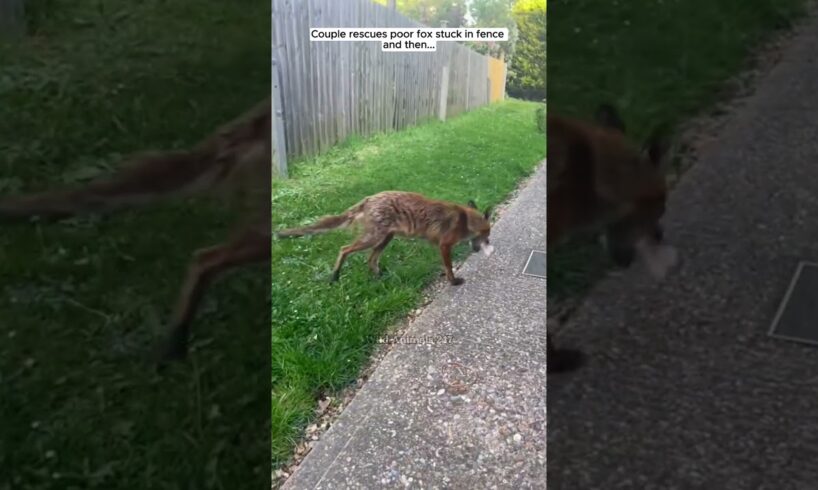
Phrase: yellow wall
[{"left": 487, "top": 56, "right": 507, "bottom": 103}]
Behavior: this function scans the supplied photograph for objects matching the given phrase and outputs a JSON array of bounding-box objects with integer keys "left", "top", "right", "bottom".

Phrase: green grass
[
  {"left": 546, "top": 0, "right": 808, "bottom": 300},
  {"left": 0, "top": 1, "right": 270, "bottom": 487},
  {"left": 535, "top": 103, "right": 546, "bottom": 133},
  {"left": 271, "top": 99, "right": 545, "bottom": 468}
]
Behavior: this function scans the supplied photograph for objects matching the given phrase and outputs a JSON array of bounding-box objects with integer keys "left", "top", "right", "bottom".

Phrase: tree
[
  {"left": 373, "top": 0, "right": 468, "bottom": 28},
  {"left": 466, "top": 0, "right": 518, "bottom": 60},
  {"left": 374, "top": 0, "right": 520, "bottom": 63},
  {"left": 506, "top": 0, "right": 545, "bottom": 100}
]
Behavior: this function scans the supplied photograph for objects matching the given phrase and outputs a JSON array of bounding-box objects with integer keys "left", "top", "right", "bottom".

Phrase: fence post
[
  {"left": 486, "top": 77, "right": 492, "bottom": 105},
  {"left": 272, "top": 57, "right": 289, "bottom": 179},
  {"left": 465, "top": 53, "right": 471, "bottom": 110},
  {"left": 438, "top": 65, "right": 449, "bottom": 121},
  {"left": 0, "top": 0, "right": 26, "bottom": 39},
  {"left": 500, "top": 61, "right": 507, "bottom": 101}
]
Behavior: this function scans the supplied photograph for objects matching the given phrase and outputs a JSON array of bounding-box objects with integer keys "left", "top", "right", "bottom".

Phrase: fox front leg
[{"left": 438, "top": 243, "right": 464, "bottom": 286}]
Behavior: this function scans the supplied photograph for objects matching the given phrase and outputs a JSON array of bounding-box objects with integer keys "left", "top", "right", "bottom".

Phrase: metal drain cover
[
  {"left": 522, "top": 250, "right": 546, "bottom": 278},
  {"left": 769, "top": 261, "right": 818, "bottom": 345}
]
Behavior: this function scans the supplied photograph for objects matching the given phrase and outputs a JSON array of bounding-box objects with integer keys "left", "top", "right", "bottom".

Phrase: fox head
[
  {"left": 593, "top": 104, "right": 676, "bottom": 277},
  {"left": 466, "top": 200, "right": 494, "bottom": 257}
]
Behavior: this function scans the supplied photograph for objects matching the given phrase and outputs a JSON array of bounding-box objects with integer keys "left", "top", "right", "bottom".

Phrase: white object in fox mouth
[
  {"left": 634, "top": 238, "right": 678, "bottom": 280},
  {"left": 481, "top": 244, "right": 495, "bottom": 257}
]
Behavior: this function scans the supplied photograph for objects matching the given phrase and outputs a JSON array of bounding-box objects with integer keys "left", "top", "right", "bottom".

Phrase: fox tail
[
  {"left": 0, "top": 149, "right": 223, "bottom": 223},
  {"left": 276, "top": 199, "right": 367, "bottom": 238}
]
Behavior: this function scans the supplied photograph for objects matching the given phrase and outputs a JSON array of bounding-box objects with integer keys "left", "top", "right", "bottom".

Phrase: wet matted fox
[
  {"left": 0, "top": 97, "right": 272, "bottom": 364},
  {"left": 276, "top": 191, "right": 495, "bottom": 285},
  {"left": 546, "top": 104, "right": 679, "bottom": 374}
]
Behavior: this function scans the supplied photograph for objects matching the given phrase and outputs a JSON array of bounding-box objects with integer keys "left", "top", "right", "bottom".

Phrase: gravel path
[{"left": 283, "top": 162, "right": 547, "bottom": 489}]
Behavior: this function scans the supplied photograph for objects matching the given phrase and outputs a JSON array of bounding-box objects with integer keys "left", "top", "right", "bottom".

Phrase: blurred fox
[
  {"left": 546, "top": 103, "right": 678, "bottom": 374},
  {"left": 276, "top": 191, "right": 494, "bottom": 286},
  {"left": 0, "top": 97, "right": 272, "bottom": 363}
]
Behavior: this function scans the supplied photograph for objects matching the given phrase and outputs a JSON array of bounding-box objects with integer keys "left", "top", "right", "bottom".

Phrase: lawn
[
  {"left": 0, "top": 1, "right": 270, "bottom": 488},
  {"left": 546, "top": 0, "right": 808, "bottom": 300},
  {"left": 271, "top": 99, "right": 545, "bottom": 468}
]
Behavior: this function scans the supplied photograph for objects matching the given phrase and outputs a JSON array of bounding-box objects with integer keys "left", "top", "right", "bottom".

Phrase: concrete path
[
  {"left": 548, "top": 12, "right": 818, "bottom": 490},
  {"left": 284, "top": 163, "right": 547, "bottom": 489}
]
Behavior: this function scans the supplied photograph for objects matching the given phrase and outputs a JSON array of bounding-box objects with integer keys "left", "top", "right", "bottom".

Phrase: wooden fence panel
[{"left": 272, "top": 0, "right": 507, "bottom": 173}]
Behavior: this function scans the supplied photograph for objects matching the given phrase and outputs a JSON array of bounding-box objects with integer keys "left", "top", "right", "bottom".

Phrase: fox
[
  {"left": 546, "top": 103, "right": 679, "bottom": 374},
  {"left": 0, "top": 96, "right": 273, "bottom": 364},
  {"left": 276, "top": 191, "right": 494, "bottom": 286}
]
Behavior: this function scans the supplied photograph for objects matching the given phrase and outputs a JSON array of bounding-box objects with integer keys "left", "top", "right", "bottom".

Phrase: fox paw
[
  {"left": 450, "top": 277, "right": 465, "bottom": 286},
  {"left": 547, "top": 348, "right": 586, "bottom": 374},
  {"left": 154, "top": 326, "right": 190, "bottom": 368},
  {"left": 154, "top": 340, "right": 187, "bottom": 371}
]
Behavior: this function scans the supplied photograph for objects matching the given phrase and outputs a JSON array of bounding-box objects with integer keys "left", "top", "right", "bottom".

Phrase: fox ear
[
  {"left": 467, "top": 199, "right": 478, "bottom": 209},
  {"left": 483, "top": 207, "right": 492, "bottom": 220},
  {"left": 595, "top": 103, "right": 626, "bottom": 133}
]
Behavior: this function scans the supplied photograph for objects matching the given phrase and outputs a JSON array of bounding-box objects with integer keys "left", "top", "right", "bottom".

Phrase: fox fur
[
  {"left": 0, "top": 97, "right": 272, "bottom": 364},
  {"left": 277, "top": 191, "right": 494, "bottom": 286},
  {"left": 546, "top": 103, "right": 674, "bottom": 374}
]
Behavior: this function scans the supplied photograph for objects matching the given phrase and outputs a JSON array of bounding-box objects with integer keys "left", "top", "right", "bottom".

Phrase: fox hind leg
[
  {"left": 330, "top": 233, "right": 382, "bottom": 282},
  {"left": 156, "top": 226, "right": 270, "bottom": 365},
  {"left": 367, "top": 233, "right": 394, "bottom": 277}
]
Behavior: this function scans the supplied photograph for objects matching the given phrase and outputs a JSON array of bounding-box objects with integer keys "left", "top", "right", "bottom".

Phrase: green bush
[{"left": 535, "top": 104, "right": 545, "bottom": 133}]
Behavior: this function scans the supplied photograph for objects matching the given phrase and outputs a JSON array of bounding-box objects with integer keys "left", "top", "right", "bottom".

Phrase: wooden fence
[{"left": 272, "top": 0, "right": 507, "bottom": 177}]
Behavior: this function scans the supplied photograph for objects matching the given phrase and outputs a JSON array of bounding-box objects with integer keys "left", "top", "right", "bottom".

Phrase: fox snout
[
  {"left": 604, "top": 224, "right": 665, "bottom": 268},
  {"left": 604, "top": 227, "right": 678, "bottom": 280},
  {"left": 471, "top": 237, "right": 494, "bottom": 257}
]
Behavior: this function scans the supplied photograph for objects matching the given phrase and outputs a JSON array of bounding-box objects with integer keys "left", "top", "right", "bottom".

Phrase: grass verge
[
  {"left": 546, "top": 0, "right": 808, "bottom": 300},
  {"left": 272, "top": 99, "right": 545, "bottom": 468},
  {"left": 0, "top": 1, "right": 270, "bottom": 487}
]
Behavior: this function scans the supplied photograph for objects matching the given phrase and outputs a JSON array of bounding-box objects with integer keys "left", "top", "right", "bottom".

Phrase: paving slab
[
  {"left": 283, "top": 163, "right": 547, "bottom": 489},
  {"left": 548, "top": 11, "right": 818, "bottom": 490}
]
